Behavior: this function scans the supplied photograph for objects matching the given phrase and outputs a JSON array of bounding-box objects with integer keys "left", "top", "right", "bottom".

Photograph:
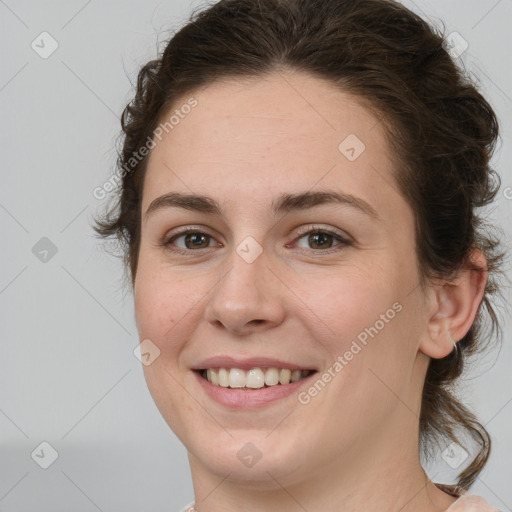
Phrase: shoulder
[
  {"left": 445, "top": 493, "right": 501, "bottom": 511},
  {"left": 178, "top": 504, "right": 195, "bottom": 512},
  {"left": 436, "top": 484, "right": 500, "bottom": 511},
  {"left": 440, "top": 490, "right": 500, "bottom": 512}
]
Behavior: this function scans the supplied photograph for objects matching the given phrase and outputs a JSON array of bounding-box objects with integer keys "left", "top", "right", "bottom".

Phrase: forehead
[{"left": 142, "top": 70, "right": 401, "bottom": 218}]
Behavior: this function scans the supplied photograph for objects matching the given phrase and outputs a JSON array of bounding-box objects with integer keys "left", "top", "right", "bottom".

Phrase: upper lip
[{"left": 191, "top": 356, "right": 318, "bottom": 372}]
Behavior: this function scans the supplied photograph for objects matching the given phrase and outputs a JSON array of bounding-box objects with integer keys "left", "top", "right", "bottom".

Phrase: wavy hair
[{"left": 94, "top": 0, "right": 505, "bottom": 488}]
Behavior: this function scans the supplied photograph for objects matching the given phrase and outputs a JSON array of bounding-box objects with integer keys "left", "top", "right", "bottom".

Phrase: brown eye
[
  {"left": 293, "top": 227, "right": 351, "bottom": 254},
  {"left": 182, "top": 232, "right": 211, "bottom": 249},
  {"left": 307, "top": 232, "right": 335, "bottom": 250},
  {"left": 164, "top": 230, "right": 218, "bottom": 252}
]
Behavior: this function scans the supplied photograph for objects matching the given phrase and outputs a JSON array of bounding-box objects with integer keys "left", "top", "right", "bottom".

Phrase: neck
[
  {"left": 188, "top": 426, "right": 457, "bottom": 512},
  {"left": 188, "top": 353, "right": 457, "bottom": 512}
]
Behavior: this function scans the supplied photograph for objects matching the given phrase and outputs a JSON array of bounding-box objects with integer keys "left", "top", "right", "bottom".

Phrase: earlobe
[
  {"left": 422, "top": 316, "right": 457, "bottom": 359},
  {"left": 419, "top": 250, "right": 488, "bottom": 360}
]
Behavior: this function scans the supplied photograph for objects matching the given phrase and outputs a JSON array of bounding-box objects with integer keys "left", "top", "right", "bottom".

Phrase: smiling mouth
[{"left": 199, "top": 367, "right": 316, "bottom": 390}]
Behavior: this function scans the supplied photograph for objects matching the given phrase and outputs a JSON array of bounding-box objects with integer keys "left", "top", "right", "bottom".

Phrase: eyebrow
[{"left": 144, "top": 190, "right": 380, "bottom": 221}]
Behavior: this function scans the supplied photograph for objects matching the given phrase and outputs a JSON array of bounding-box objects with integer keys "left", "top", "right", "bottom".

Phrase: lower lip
[{"left": 194, "top": 371, "right": 317, "bottom": 408}]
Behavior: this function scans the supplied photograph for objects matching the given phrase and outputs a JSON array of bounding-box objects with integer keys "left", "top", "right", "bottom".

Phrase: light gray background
[{"left": 1, "top": 0, "right": 511, "bottom": 511}]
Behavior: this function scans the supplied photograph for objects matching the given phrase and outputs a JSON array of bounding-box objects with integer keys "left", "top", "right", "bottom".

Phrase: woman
[{"left": 95, "top": 0, "right": 505, "bottom": 510}]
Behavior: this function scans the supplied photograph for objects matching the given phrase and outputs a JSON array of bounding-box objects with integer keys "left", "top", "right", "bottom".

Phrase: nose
[{"left": 203, "top": 247, "right": 287, "bottom": 336}]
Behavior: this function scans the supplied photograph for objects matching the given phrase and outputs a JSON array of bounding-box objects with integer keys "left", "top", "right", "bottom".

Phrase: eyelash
[{"left": 161, "top": 225, "right": 353, "bottom": 256}]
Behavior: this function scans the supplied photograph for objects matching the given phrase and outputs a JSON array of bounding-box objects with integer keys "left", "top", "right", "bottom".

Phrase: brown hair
[{"left": 95, "top": 0, "right": 505, "bottom": 488}]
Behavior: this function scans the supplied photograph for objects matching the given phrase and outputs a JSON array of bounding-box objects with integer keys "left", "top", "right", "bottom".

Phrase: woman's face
[{"left": 134, "top": 70, "right": 432, "bottom": 487}]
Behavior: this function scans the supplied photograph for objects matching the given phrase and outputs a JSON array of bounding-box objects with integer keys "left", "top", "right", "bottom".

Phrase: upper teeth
[{"left": 204, "top": 368, "right": 311, "bottom": 389}]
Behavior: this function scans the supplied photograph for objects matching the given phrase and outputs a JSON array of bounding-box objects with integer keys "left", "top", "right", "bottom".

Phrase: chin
[{"left": 186, "top": 426, "right": 315, "bottom": 489}]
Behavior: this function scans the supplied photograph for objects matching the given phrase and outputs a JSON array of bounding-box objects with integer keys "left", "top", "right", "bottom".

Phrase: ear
[{"left": 419, "top": 250, "right": 488, "bottom": 359}]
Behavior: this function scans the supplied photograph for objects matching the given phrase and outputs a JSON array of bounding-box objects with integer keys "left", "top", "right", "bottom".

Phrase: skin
[{"left": 133, "top": 69, "right": 487, "bottom": 512}]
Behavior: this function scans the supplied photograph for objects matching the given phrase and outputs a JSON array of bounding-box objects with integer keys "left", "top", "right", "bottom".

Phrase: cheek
[
  {"left": 134, "top": 254, "right": 218, "bottom": 365},
  {"left": 305, "top": 259, "right": 418, "bottom": 398},
  {"left": 134, "top": 260, "right": 190, "bottom": 353},
  {"left": 302, "top": 263, "right": 401, "bottom": 343}
]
